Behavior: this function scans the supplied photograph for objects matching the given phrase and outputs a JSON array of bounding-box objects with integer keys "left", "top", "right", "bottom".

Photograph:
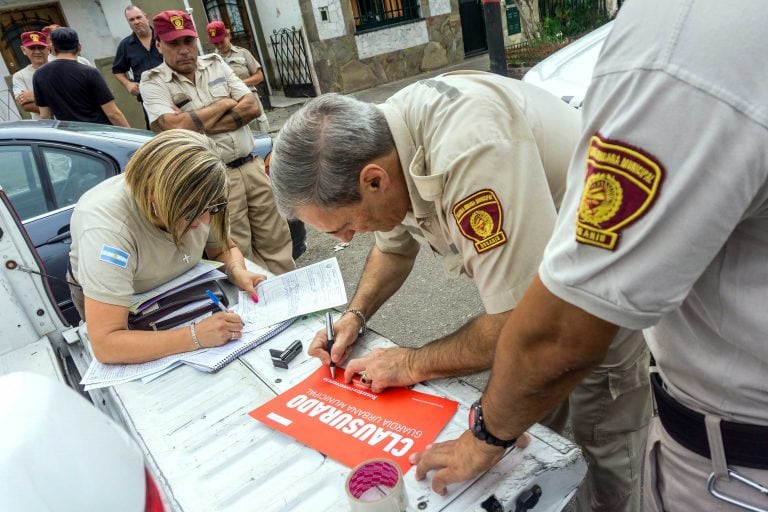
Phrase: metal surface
[
  {"left": 69, "top": 314, "right": 585, "bottom": 511},
  {"left": 707, "top": 470, "right": 768, "bottom": 512},
  {"left": 269, "top": 28, "right": 315, "bottom": 98}
]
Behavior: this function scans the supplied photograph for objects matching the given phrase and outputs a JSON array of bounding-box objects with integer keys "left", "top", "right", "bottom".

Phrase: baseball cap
[
  {"left": 50, "top": 27, "right": 79, "bottom": 52},
  {"left": 21, "top": 31, "right": 47, "bottom": 48},
  {"left": 41, "top": 24, "right": 61, "bottom": 38},
  {"left": 206, "top": 21, "right": 226, "bottom": 43},
  {"left": 153, "top": 10, "right": 198, "bottom": 42}
]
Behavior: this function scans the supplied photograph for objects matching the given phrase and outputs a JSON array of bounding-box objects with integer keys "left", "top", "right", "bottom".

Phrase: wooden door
[{"left": 0, "top": 3, "right": 66, "bottom": 74}]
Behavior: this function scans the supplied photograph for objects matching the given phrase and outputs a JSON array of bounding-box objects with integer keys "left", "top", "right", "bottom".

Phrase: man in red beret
[
  {"left": 12, "top": 31, "right": 49, "bottom": 119},
  {"left": 140, "top": 10, "right": 294, "bottom": 276}
]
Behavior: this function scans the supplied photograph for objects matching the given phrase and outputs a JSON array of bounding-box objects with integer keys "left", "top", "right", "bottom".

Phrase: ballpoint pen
[
  {"left": 325, "top": 311, "right": 335, "bottom": 379},
  {"left": 205, "top": 289, "right": 229, "bottom": 313}
]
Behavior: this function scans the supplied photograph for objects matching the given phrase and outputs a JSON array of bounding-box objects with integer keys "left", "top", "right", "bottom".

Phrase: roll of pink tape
[{"left": 345, "top": 459, "right": 408, "bottom": 511}]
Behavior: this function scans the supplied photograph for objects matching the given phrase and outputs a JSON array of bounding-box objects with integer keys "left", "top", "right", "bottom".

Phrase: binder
[{"left": 127, "top": 278, "right": 229, "bottom": 331}]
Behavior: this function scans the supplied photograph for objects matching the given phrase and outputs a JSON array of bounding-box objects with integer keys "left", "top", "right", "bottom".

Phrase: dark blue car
[{"left": 0, "top": 120, "right": 304, "bottom": 326}]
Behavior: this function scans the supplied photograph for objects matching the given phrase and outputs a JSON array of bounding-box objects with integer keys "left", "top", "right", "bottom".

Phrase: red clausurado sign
[{"left": 249, "top": 366, "right": 459, "bottom": 473}]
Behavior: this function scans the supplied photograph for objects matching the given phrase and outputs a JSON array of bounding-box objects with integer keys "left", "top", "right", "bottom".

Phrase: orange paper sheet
[{"left": 249, "top": 366, "right": 459, "bottom": 473}]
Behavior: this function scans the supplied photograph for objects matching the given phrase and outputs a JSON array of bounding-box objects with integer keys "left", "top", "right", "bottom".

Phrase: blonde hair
[{"left": 124, "top": 129, "right": 229, "bottom": 247}]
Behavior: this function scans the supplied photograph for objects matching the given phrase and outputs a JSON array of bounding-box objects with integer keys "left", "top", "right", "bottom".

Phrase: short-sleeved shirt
[
  {"left": 140, "top": 54, "right": 254, "bottom": 163},
  {"left": 69, "top": 175, "right": 223, "bottom": 307},
  {"left": 540, "top": 1, "right": 768, "bottom": 424},
  {"left": 217, "top": 45, "right": 261, "bottom": 93},
  {"left": 375, "top": 71, "right": 581, "bottom": 314},
  {"left": 33, "top": 59, "right": 114, "bottom": 124},
  {"left": 12, "top": 64, "right": 40, "bottom": 120},
  {"left": 112, "top": 30, "right": 162, "bottom": 83}
]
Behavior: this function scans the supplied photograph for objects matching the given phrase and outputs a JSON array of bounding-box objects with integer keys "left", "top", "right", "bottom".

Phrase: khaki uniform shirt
[
  {"left": 375, "top": 71, "right": 581, "bottom": 314},
  {"left": 69, "top": 175, "right": 221, "bottom": 307},
  {"left": 12, "top": 65, "right": 40, "bottom": 120},
  {"left": 218, "top": 46, "right": 261, "bottom": 93},
  {"left": 140, "top": 54, "right": 253, "bottom": 163},
  {"left": 540, "top": 1, "right": 768, "bottom": 423}
]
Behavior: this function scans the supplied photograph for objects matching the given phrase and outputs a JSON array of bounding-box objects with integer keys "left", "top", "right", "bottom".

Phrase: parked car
[
  {"left": 0, "top": 120, "right": 303, "bottom": 326},
  {"left": 523, "top": 21, "right": 614, "bottom": 108}
]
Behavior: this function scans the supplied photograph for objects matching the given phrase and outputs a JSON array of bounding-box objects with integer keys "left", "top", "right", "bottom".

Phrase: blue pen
[{"left": 205, "top": 289, "right": 229, "bottom": 313}]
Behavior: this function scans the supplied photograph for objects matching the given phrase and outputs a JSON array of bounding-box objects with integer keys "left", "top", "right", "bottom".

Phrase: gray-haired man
[{"left": 270, "top": 71, "right": 650, "bottom": 511}]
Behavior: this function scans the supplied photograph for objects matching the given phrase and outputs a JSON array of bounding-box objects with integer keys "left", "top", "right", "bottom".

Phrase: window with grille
[{"left": 352, "top": 0, "right": 421, "bottom": 32}]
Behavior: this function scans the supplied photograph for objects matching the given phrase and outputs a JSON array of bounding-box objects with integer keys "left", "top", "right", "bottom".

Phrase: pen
[
  {"left": 325, "top": 311, "right": 335, "bottom": 379},
  {"left": 205, "top": 289, "right": 229, "bottom": 313}
]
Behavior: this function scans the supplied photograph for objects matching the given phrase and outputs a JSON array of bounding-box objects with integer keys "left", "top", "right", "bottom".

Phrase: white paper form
[
  {"left": 236, "top": 257, "right": 347, "bottom": 331},
  {"left": 81, "top": 353, "right": 185, "bottom": 390}
]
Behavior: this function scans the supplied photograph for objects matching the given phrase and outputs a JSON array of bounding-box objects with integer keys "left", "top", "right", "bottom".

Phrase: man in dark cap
[{"left": 33, "top": 27, "right": 129, "bottom": 126}]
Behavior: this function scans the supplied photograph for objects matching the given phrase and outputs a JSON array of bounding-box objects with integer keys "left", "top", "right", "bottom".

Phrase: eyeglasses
[{"left": 183, "top": 202, "right": 227, "bottom": 222}]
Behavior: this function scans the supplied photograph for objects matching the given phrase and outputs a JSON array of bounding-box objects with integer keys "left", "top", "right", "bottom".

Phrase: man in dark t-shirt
[
  {"left": 34, "top": 27, "right": 129, "bottom": 126},
  {"left": 112, "top": 5, "right": 162, "bottom": 129}
]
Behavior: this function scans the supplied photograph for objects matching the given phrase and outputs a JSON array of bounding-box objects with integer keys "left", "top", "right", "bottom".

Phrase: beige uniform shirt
[
  {"left": 69, "top": 175, "right": 221, "bottom": 307},
  {"left": 218, "top": 46, "right": 261, "bottom": 92},
  {"left": 140, "top": 54, "right": 254, "bottom": 163},
  {"left": 12, "top": 65, "right": 40, "bottom": 120},
  {"left": 375, "top": 71, "right": 581, "bottom": 314},
  {"left": 541, "top": 1, "right": 768, "bottom": 423}
]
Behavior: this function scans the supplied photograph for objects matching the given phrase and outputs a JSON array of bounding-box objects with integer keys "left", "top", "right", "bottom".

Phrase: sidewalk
[{"left": 265, "top": 52, "right": 491, "bottom": 133}]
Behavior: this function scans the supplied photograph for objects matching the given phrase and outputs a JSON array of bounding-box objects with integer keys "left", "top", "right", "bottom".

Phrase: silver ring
[
  {"left": 230, "top": 331, "right": 237, "bottom": 340},
  {"left": 360, "top": 371, "right": 371, "bottom": 385}
]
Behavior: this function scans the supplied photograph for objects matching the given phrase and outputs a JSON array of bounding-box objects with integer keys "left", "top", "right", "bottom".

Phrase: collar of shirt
[{"left": 379, "top": 103, "right": 438, "bottom": 218}]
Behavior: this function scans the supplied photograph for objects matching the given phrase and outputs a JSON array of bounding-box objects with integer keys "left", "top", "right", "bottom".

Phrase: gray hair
[{"left": 270, "top": 93, "right": 395, "bottom": 219}]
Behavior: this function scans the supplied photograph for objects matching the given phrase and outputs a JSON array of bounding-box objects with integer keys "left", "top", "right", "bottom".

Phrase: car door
[{"left": 0, "top": 142, "right": 120, "bottom": 325}]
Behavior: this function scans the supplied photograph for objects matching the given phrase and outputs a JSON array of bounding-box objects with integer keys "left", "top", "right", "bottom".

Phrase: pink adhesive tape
[{"left": 346, "top": 459, "right": 408, "bottom": 511}]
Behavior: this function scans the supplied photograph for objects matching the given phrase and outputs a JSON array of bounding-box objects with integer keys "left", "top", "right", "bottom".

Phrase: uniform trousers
[
  {"left": 227, "top": 157, "right": 294, "bottom": 275},
  {"left": 643, "top": 405, "right": 768, "bottom": 511},
  {"left": 541, "top": 329, "right": 650, "bottom": 512}
]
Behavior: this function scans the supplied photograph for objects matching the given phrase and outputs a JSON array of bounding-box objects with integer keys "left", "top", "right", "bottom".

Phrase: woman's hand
[
  {"left": 228, "top": 266, "right": 267, "bottom": 302},
  {"left": 195, "top": 311, "right": 244, "bottom": 347}
]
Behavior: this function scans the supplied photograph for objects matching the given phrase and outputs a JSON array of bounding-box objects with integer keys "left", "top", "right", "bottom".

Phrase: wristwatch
[{"left": 468, "top": 399, "right": 517, "bottom": 448}]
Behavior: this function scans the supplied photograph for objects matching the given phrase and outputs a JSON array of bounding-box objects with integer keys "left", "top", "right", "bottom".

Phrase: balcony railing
[{"left": 353, "top": 0, "right": 421, "bottom": 32}]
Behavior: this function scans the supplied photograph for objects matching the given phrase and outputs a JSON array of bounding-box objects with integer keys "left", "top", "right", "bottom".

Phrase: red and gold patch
[
  {"left": 576, "top": 134, "right": 664, "bottom": 250},
  {"left": 452, "top": 189, "right": 507, "bottom": 253}
]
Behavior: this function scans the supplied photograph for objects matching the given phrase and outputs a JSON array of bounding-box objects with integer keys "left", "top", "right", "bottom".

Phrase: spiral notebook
[{"left": 179, "top": 317, "right": 298, "bottom": 373}]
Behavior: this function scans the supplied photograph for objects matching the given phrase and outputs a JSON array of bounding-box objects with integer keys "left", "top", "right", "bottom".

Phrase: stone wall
[{"left": 301, "top": 1, "right": 463, "bottom": 94}]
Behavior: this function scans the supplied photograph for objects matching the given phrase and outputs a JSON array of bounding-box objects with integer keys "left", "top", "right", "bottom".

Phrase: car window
[
  {"left": 0, "top": 145, "right": 47, "bottom": 220},
  {"left": 43, "top": 148, "right": 112, "bottom": 210}
]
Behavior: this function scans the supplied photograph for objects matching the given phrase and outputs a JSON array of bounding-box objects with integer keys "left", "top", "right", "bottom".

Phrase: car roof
[
  {"left": 523, "top": 21, "right": 614, "bottom": 106},
  {"left": 0, "top": 120, "right": 152, "bottom": 147}
]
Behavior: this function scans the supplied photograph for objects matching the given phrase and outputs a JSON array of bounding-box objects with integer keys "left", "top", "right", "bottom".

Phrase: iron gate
[{"left": 270, "top": 27, "right": 316, "bottom": 98}]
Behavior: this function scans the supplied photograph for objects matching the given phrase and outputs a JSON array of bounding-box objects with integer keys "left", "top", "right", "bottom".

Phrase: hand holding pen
[
  {"left": 325, "top": 311, "right": 336, "bottom": 379},
  {"left": 201, "top": 289, "right": 243, "bottom": 343}
]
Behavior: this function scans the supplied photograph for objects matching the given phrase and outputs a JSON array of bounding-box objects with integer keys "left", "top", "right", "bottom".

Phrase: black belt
[
  {"left": 226, "top": 154, "right": 254, "bottom": 168},
  {"left": 651, "top": 372, "right": 768, "bottom": 469}
]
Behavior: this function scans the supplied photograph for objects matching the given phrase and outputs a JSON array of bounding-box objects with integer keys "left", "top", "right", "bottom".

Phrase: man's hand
[
  {"left": 15, "top": 90, "right": 34, "bottom": 105},
  {"left": 308, "top": 313, "right": 361, "bottom": 367},
  {"left": 126, "top": 82, "right": 140, "bottom": 96},
  {"left": 344, "top": 347, "right": 419, "bottom": 393},
  {"left": 412, "top": 430, "right": 531, "bottom": 496}
]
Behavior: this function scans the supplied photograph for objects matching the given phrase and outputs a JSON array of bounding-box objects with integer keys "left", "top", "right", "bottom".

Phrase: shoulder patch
[
  {"left": 99, "top": 245, "right": 130, "bottom": 269},
  {"left": 452, "top": 189, "right": 507, "bottom": 253},
  {"left": 576, "top": 134, "right": 665, "bottom": 250}
]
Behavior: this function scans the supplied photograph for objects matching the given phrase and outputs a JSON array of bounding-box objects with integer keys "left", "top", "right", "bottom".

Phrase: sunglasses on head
[{"left": 183, "top": 202, "right": 227, "bottom": 222}]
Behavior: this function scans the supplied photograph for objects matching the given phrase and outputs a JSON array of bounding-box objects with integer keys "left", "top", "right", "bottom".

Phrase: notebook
[{"left": 179, "top": 317, "right": 298, "bottom": 372}]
